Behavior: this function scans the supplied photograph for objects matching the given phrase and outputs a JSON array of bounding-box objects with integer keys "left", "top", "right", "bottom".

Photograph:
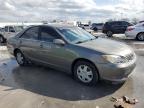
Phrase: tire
[
  {"left": 136, "top": 33, "right": 144, "bottom": 41},
  {"left": 73, "top": 61, "right": 99, "bottom": 86},
  {"left": 106, "top": 31, "right": 113, "bottom": 37},
  {"left": 93, "top": 27, "right": 98, "bottom": 32},
  {"left": 0, "top": 35, "right": 5, "bottom": 43},
  {"left": 15, "top": 50, "right": 28, "bottom": 66}
]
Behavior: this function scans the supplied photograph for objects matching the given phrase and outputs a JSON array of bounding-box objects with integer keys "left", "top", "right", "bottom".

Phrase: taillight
[{"left": 126, "top": 27, "right": 134, "bottom": 31}]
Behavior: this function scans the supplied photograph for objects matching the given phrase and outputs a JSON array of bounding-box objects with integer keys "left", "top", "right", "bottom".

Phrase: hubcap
[
  {"left": 77, "top": 65, "right": 93, "bottom": 83},
  {"left": 138, "top": 34, "right": 144, "bottom": 40},
  {"left": 16, "top": 52, "right": 24, "bottom": 64},
  {"left": 107, "top": 31, "right": 112, "bottom": 37}
]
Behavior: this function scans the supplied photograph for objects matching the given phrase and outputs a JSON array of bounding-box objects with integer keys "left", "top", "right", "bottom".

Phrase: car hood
[
  {"left": 6, "top": 32, "right": 19, "bottom": 39},
  {"left": 76, "top": 38, "right": 133, "bottom": 56}
]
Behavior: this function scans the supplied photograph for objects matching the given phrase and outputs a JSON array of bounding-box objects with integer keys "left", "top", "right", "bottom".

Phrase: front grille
[{"left": 125, "top": 53, "right": 135, "bottom": 62}]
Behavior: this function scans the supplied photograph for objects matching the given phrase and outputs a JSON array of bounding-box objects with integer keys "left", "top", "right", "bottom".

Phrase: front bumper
[
  {"left": 7, "top": 43, "right": 15, "bottom": 55},
  {"left": 97, "top": 57, "right": 136, "bottom": 82}
]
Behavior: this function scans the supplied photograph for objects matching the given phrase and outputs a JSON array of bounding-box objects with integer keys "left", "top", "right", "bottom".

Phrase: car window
[
  {"left": 92, "top": 23, "right": 96, "bottom": 26},
  {"left": 14, "top": 26, "right": 23, "bottom": 32},
  {"left": 57, "top": 27, "right": 95, "bottom": 43},
  {"left": 116, "top": 22, "right": 122, "bottom": 25},
  {"left": 9, "top": 26, "right": 15, "bottom": 32},
  {"left": 110, "top": 22, "right": 118, "bottom": 27},
  {"left": 121, "top": 22, "right": 129, "bottom": 26},
  {"left": 5, "top": 26, "right": 8, "bottom": 32},
  {"left": 21, "top": 27, "right": 39, "bottom": 40},
  {"left": 40, "top": 27, "right": 60, "bottom": 42}
]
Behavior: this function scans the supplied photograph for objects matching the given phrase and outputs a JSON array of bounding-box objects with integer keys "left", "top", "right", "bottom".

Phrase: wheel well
[
  {"left": 0, "top": 34, "right": 3, "bottom": 37},
  {"left": 93, "top": 27, "right": 98, "bottom": 30},
  {"left": 14, "top": 48, "right": 21, "bottom": 56},
  {"left": 0, "top": 34, "right": 5, "bottom": 39},
  {"left": 136, "top": 32, "right": 144, "bottom": 37},
  {"left": 71, "top": 58, "right": 100, "bottom": 77},
  {"left": 0, "top": 34, "right": 6, "bottom": 42},
  {"left": 107, "top": 30, "right": 113, "bottom": 33}
]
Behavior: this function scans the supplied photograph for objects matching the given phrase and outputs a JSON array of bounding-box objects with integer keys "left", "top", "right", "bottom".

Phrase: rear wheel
[
  {"left": 136, "top": 33, "right": 144, "bottom": 41},
  {"left": 73, "top": 61, "right": 99, "bottom": 86},
  {"left": 15, "top": 50, "right": 28, "bottom": 66},
  {"left": 106, "top": 31, "right": 113, "bottom": 37}
]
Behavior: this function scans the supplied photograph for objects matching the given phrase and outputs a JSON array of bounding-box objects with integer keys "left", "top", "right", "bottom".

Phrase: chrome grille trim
[{"left": 124, "top": 53, "right": 135, "bottom": 62}]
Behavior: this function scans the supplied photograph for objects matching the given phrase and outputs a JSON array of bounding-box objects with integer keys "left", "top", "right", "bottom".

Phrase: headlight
[{"left": 102, "top": 55, "right": 127, "bottom": 64}]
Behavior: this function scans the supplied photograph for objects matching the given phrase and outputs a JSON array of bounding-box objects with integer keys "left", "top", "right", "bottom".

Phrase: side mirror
[{"left": 53, "top": 39, "right": 65, "bottom": 45}]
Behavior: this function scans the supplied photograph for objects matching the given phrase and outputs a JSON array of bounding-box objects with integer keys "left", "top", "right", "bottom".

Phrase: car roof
[
  {"left": 38, "top": 24, "right": 75, "bottom": 29},
  {"left": 106, "top": 21, "right": 128, "bottom": 23},
  {"left": 5, "top": 25, "right": 23, "bottom": 27}
]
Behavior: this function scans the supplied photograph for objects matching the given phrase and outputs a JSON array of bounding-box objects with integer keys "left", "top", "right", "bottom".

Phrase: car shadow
[
  {"left": 0, "top": 51, "right": 124, "bottom": 101},
  {"left": 1, "top": 65, "right": 122, "bottom": 101}
]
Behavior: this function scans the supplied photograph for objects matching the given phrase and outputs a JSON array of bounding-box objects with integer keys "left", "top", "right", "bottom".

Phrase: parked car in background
[
  {"left": 102, "top": 21, "right": 133, "bottom": 37},
  {"left": 139, "top": 21, "right": 144, "bottom": 23},
  {"left": 91, "top": 23, "right": 103, "bottom": 31},
  {"left": 0, "top": 28, "right": 4, "bottom": 32},
  {"left": 125, "top": 22, "right": 144, "bottom": 41},
  {"left": 80, "top": 24, "right": 89, "bottom": 29},
  {"left": 7, "top": 25, "right": 136, "bottom": 85},
  {"left": 78, "top": 24, "right": 93, "bottom": 33},
  {"left": 0, "top": 25, "right": 24, "bottom": 43},
  {"left": 0, "top": 28, "right": 2, "bottom": 32}
]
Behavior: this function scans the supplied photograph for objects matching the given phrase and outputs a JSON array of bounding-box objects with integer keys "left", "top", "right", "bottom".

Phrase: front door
[{"left": 38, "top": 26, "right": 71, "bottom": 70}]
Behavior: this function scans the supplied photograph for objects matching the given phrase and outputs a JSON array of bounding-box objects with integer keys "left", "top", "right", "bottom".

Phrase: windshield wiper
[
  {"left": 76, "top": 37, "right": 98, "bottom": 44},
  {"left": 76, "top": 39, "right": 90, "bottom": 44},
  {"left": 90, "top": 36, "right": 98, "bottom": 40},
  {"left": 76, "top": 40, "right": 86, "bottom": 44}
]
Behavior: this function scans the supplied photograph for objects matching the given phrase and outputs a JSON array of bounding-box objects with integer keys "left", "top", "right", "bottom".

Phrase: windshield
[
  {"left": 14, "top": 26, "right": 24, "bottom": 32},
  {"left": 57, "top": 27, "right": 96, "bottom": 44}
]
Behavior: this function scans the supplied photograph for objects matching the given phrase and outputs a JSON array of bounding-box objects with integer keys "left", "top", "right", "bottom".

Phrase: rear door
[
  {"left": 18, "top": 26, "right": 42, "bottom": 61},
  {"left": 111, "top": 22, "right": 121, "bottom": 33}
]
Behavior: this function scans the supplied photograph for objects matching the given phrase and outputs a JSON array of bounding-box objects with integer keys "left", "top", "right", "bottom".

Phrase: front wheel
[
  {"left": 73, "top": 61, "right": 99, "bottom": 86},
  {"left": 15, "top": 50, "right": 28, "bottom": 66}
]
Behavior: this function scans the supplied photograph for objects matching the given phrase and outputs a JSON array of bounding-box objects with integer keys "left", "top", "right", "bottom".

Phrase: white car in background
[
  {"left": 79, "top": 24, "right": 93, "bottom": 33},
  {"left": 0, "top": 25, "right": 24, "bottom": 43},
  {"left": 125, "top": 22, "right": 144, "bottom": 41}
]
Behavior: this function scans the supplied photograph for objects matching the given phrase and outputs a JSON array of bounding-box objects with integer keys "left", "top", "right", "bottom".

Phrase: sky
[{"left": 0, "top": 0, "right": 144, "bottom": 22}]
